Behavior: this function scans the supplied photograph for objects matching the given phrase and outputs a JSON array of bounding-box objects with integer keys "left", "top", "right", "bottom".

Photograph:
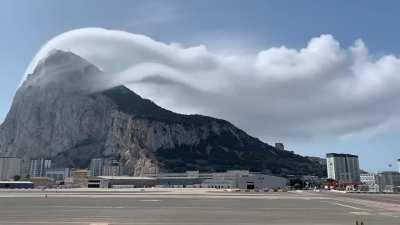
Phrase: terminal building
[
  {"left": 87, "top": 170, "right": 288, "bottom": 190},
  {"left": 89, "top": 176, "right": 158, "bottom": 188},
  {"left": 202, "top": 170, "right": 249, "bottom": 189},
  {"left": 0, "top": 157, "right": 21, "bottom": 180},
  {"left": 326, "top": 153, "right": 360, "bottom": 185},
  {"left": 156, "top": 171, "right": 206, "bottom": 188}
]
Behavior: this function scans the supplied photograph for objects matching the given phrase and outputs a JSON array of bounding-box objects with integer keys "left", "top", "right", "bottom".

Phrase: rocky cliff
[{"left": 0, "top": 50, "right": 325, "bottom": 176}]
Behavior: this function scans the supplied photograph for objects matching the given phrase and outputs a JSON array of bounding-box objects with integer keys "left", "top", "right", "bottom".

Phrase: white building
[
  {"left": 89, "top": 158, "right": 104, "bottom": 177},
  {"left": 202, "top": 170, "right": 287, "bottom": 190},
  {"left": 326, "top": 153, "right": 360, "bottom": 184},
  {"left": 202, "top": 170, "right": 249, "bottom": 189},
  {"left": 29, "top": 159, "right": 51, "bottom": 177},
  {"left": 360, "top": 173, "right": 380, "bottom": 192},
  {"left": 0, "top": 157, "right": 21, "bottom": 180},
  {"left": 102, "top": 160, "right": 121, "bottom": 176}
]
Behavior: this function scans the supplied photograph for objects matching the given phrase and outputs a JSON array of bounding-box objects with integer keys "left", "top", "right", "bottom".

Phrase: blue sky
[{"left": 1, "top": 0, "right": 400, "bottom": 172}]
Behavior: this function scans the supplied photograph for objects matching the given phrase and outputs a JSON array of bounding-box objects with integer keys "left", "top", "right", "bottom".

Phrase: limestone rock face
[{"left": 0, "top": 50, "right": 325, "bottom": 176}]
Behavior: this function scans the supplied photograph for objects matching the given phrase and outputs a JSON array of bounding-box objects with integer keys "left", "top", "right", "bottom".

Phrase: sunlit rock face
[{"left": 0, "top": 50, "right": 325, "bottom": 176}]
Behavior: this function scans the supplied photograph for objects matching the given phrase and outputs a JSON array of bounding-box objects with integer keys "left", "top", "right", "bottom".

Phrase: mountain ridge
[{"left": 0, "top": 50, "right": 326, "bottom": 177}]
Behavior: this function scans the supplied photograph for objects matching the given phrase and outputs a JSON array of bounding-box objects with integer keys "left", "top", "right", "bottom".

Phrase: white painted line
[
  {"left": 349, "top": 211, "right": 371, "bottom": 215},
  {"left": 0, "top": 222, "right": 92, "bottom": 224},
  {"left": 53, "top": 206, "right": 126, "bottom": 209},
  {"left": 138, "top": 199, "right": 162, "bottom": 202},
  {"left": 332, "top": 202, "right": 366, "bottom": 211}
]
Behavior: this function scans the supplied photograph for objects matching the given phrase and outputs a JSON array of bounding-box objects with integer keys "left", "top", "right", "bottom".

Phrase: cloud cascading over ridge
[{"left": 24, "top": 28, "right": 400, "bottom": 140}]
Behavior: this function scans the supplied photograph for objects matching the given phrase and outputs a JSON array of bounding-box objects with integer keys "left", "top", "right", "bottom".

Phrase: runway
[{"left": 0, "top": 189, "right": 398, "bottom": 225}]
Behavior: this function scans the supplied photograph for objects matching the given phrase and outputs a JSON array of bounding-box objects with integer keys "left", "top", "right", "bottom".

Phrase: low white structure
[
  {"left": 95, "top": 176, "right": 158, "bottom": 188},
  {"left": 0, "top": 181, "right": 33, "bottom": 189},
  {"left": 46, "top": 168, "right": 71, "bottom": 182}
]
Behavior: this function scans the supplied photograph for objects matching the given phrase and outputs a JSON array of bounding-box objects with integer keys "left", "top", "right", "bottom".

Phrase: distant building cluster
[
  {"left": 0, "top": 145, "right": 399, "bottom": 193},
  {"left": 0, "top": 154, "right": 289, "bottom": 190},
  {"left": 360, "top": 171, "right": 400, "bottom": 193},
  {"left": 325, "top": 153, "right": 400, "bottom": 193}
]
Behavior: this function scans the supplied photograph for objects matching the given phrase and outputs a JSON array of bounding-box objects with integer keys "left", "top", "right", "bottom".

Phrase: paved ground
[
  {"left": 325, "top": 191, "right": 400, "bottom": 205},
  {"left": 0, "top": 189, "right": 398, "bottom": 225}
]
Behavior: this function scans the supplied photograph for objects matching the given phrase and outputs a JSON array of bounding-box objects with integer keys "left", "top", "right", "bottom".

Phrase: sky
[{"left": 1, "top": 0, "right": 400, "bottom": 172}]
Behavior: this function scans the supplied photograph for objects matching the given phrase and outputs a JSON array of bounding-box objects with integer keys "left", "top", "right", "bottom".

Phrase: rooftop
[
  {"left": 97, "top": 176, "right": 156, "bottom": 180},
  {"left": 326, "top": 153, "right": 358, "bottom": 158},
  {"left": 0, "top": 181, "right": 33, "bottom": 184}
]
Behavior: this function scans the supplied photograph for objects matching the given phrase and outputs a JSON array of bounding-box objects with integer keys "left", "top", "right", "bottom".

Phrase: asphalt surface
[
  {"left": 0, "top": 191, "right": 398, "bottom": 225},
  {"left": 326, "top": 191, "right": 400, "bottom": 205}
]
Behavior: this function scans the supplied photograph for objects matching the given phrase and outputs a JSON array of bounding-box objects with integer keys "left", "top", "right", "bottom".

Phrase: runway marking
[
  {"left": 349, "top": 211, "right": 371, "bottom": 215},
  {"left": 53, "top": 206, "right": 126, "bottom": 209},
  {"left": 0, "top": 222, "right": 261, "bottom": 225},
  {"left": 138, "top": 199, "right": 162, "bottom": 202},
  {"left": 0, "top": 222, "right": 104, "bottom": 224},
  {"left": 330, "top": 202, "right": 367, "bottom": 211}
]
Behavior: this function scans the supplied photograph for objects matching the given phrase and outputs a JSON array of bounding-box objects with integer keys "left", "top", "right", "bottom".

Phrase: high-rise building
[
  {"left": 102, "top": 160, "right": 121, "bottom": 176},
  {"left": 29, "top": 159, "right": 51, "bottom": 177},
  {"left": 275, "top": 143, "right": 285, "bottom": 151},
  {"left": 377, "top": 171, "right": 400, "bottom": 192},
  {"left": 326, "top": 153, "right": 360, "bottom": 184},
  {"left": 0, "top": 157, "right": 21, "bottom": 180},
  {"left": 89, "top": 158, "right": 104, "bottom": 176},
  {"left": 398, "top": 159, "right": 400, "bottom": 173}
]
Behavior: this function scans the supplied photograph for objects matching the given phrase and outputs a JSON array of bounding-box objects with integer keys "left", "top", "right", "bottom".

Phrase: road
[{"left": 0, "top": 189, "right": 398, "bottom": 225}]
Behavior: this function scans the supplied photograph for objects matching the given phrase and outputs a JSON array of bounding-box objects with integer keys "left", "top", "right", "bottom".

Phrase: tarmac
[{"left": 0, "top": 188, "right": 398, "bottom": 225}]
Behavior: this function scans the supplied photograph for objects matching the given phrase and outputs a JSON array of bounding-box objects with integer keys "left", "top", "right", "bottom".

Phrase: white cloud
[{"left": 23, "top": 28, "right": 400, "bottom": 140}]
